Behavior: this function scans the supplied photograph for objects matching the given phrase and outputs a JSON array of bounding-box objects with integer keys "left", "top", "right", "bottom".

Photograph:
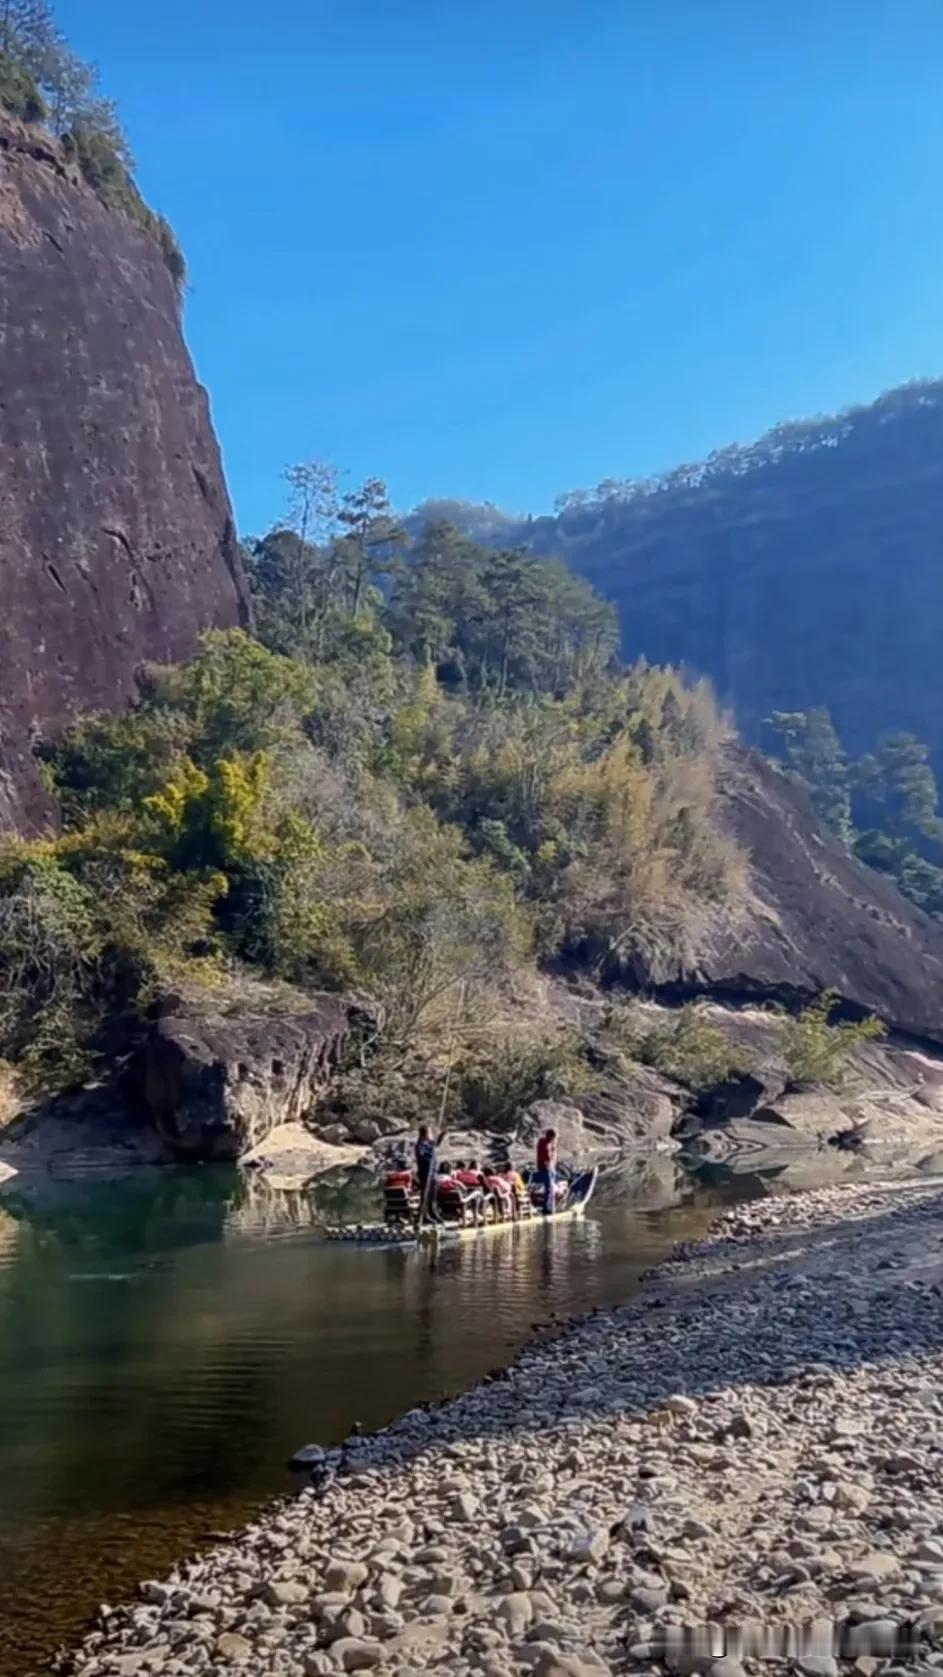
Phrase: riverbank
[{"left": 60, "top": 1175, "right": 943, "bottom": 1677}]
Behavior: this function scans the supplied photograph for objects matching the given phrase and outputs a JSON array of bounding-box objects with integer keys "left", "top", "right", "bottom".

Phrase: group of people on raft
[{"left": 401, "top": 1123, "right": 563, "bottom": 1227}]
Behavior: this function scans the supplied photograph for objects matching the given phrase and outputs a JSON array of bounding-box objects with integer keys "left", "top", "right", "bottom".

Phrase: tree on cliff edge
[
  {"left": 0, "top": 0, "right": 95, "bottom": 131},
  {"left": 0, "top": 0, "right": 53, "bottom": 67}
]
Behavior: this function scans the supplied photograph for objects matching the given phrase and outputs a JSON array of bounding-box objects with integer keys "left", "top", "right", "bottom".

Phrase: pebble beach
[{"left": 61, "top": 1177, "right": 943, "bottom": 1677}]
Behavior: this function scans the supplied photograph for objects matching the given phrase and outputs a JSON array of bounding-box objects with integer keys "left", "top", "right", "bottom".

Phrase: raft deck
[{"left": 324, "top": 1167, "right": 598, "bottom": 1247}]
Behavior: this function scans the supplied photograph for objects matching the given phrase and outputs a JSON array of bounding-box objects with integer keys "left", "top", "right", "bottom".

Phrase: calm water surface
[{"left": 0, "top": 1155, "right": 766, "bottom": 1675}]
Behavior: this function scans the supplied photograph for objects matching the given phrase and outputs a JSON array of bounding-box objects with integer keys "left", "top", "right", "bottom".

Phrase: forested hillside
[
  {"left": 418, "top": 381, "right": 943, "bottom": 764},
  {"left": 766, "top": 707, "right": 943, "bottom": 920},
  {"left": 0, "top": 476, "right": 742, "bottom": 1104}
]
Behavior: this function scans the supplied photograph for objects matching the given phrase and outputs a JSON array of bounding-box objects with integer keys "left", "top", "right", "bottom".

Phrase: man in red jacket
[{"left": 535, "top": 1128, "right": 557, "bottom": 1215}]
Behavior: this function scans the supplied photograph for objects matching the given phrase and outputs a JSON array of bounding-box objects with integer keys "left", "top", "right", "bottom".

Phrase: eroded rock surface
[
  {"left": 140, "top": 1003, "right": 353, "bottom": 1161},
  {"left": 640, "top": 746, "right": 943, "bottom": 1044},
  {"left": 0, "top": 115, "right": 248, "bottom": 829}
]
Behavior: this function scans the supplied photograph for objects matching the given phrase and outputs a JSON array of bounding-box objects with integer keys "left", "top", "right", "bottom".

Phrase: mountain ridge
[{"left": 412, "top": 379, "right": 943, "bottom": 763}]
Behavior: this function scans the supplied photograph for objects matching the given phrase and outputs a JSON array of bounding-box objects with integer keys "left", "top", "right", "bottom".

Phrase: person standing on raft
[
  {"left": 415, "top": 1123, "right": 445, "bottom": 1226},
  {"left": 535, "top": 1127, "right": 557, "bottom": 1215}
]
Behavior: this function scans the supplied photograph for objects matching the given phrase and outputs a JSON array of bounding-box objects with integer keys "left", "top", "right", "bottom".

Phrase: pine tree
[
  {"left": 281, "top": 460, "right": 339, "bottom": 646},
  {"left": 336, "top": 478, "right": 403, "bottom": 617},
  {"left": 766, "top": 708, "right": 852, "bottom": 841}
]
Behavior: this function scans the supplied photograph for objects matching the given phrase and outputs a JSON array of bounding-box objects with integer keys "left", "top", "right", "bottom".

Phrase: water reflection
[{"left": 0, "top": 1150, "right": 754, "bottom": 1676}]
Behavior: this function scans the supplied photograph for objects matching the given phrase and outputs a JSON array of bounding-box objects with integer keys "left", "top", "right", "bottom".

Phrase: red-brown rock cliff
[{"left": 0, "top": 116, "right": 248, "bottom": 829}]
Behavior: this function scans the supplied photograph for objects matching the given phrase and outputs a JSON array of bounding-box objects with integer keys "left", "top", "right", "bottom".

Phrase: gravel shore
[{"left": 62, "top": 1177, "right": 943, "bottom": 1677}]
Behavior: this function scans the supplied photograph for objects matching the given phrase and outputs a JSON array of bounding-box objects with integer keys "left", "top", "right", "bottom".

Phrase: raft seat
[
  {"left": 383, "top": 1172, "right": 420, "bottom": 1226},
  {"left": 435, "top": 1182, "right": 481, "bottom": 1225}
]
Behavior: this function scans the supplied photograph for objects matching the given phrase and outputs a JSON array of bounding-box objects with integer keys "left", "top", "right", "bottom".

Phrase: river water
[{"left": 0, "top": 1154, "right": 767, "bottom": 1675}]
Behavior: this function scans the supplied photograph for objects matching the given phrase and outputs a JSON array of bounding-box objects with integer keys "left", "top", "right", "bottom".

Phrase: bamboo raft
[{"left": 324, "top": 1166, "right": 598, "bottom": 1248}]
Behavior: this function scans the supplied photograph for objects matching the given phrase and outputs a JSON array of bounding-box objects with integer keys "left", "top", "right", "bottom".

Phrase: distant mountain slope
[{"left": 416, "top": 381, "right": 943, "bottom": 760}]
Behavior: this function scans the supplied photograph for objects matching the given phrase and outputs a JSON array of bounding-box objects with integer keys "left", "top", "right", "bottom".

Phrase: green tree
[
  {"left": 896, "top": 852, "right": 943, "bottom": 918},
  {"left": 854, "top": 731, "right": 943, "bottom": 847},
  {"left": 0, "top": 853, "right": 103, "bottom": 1088},
  {"left": 537, "top": 559, "right": 618, "bottom": 691},
  {"left": 143, "top": 630, "right": 316, "bottom": 765},
  {"left": 386, "top": 520, "right": 474, "bottom": 668},
  {"left": 39, "top": 35, "right": 95, "bottom": 130},
  {"left": 766, "top": 708, "right": 852, "bottom": 841},
  {"left": 0, "top": 48, "right": 44, "bottom": 117},
  {"left": 336, "top": 477, "right": 403, "bottom": 618},
  {"left": 0, "top": 0, "right": 55, "bottom": 73},
  {"left": 280, "top": 459, "right": 340, "bottom": 646},
  {"left": 779, "top": 990, "right": 885, "bottom": 1087},
  {"left": 473, "top": 549, "right": 548, "bottom": 695}
]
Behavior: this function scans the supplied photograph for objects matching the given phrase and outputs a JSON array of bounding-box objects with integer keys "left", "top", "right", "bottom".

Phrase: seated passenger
[
  {"left": 503, "top": 1166, "right": 529, "bottom": 1216},
  {"left": 456, "top": 1158, "right": 491, "bottom": 1223},
  {"left": 485, "top": 1170, "right": 513, "bottom": 1219},
  {"left": 436, "top": 1159, "right": 458, "bottom": 1190},
  {"left": 384, "top": 1163, "right": 417, "bottom": 1225},
  {"left": 442, "top": 1160, "right": 486, "bottom": 1224}
]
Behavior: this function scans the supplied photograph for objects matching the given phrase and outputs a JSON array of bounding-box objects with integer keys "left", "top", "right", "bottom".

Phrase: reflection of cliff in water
[
  {"left": 0, "top": 1207, "right": 18, "bottom": 1266},
  {"left": 0, "top": 1165, "right": 239, "bottom": 1252},
  {"left": 688, "top": 1137, "right": 943, "bottom": 1201},
  {"left": 597, "top": 1151, "right": 693, "bottom": 1212}
]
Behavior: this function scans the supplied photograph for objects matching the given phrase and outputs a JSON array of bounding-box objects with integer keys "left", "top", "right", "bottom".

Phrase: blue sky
[{"left": 59, "top": 0, "right": 943, "bottom": 535}]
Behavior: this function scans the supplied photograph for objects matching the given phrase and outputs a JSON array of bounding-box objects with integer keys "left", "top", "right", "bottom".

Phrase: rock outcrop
[
  {"left": 140, "top": 1004, "right": 353, "bottom": 1161},
  {"left": 241, "top": 1123, "right": 369, "bottom": 1184},
  {"left": 657, "top": 999, "right": 943, "bottom": 1163},
  {"left": 645, "top": 745, "right": 943, "bottom": 1043},
  {"left": 0, "top": 115, "right": 248, "bottom": 829},
  {"left": 520, "top": 1067, "right": 681, "bottom": 1163},
  {"left": 0, "top": 1082, "right": 175, "bottom": 1182}
]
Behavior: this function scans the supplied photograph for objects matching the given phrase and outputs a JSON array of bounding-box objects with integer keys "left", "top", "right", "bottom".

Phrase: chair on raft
[{"left": 383, "top": 1170, "right": 420, "bottom": 1226}]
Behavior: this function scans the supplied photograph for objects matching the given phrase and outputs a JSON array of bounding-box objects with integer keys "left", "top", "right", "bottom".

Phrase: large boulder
[
  {"left": 689, "top": 1030, "right": 943, "bottom": 1167},
  {"left": 576, "top": 1063, "right": 682, "bottom": 1148},
  {"left": 519, "top": 1065, "right": 682, "bottom": 1162},
  {"left": 0, "top": 1081, "right": 174, "bottom": 1178},
  {"left": 140, "top": 1002, "right": 352, "bottom": 1160},
  {"left": 241, "top": 1122, "right": 368, "bottom": 1184},
  {"left": 518, "top": 1099, "right": 589, "bottom": 1164},
  {"left": 696, "top": 1065, "right": 788, "bottom": 1126}
]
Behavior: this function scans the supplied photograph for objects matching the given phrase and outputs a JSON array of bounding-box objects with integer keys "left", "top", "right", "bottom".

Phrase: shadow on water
[{"left": 0, "top": 1143, "right": 916, "bottom": 1675}]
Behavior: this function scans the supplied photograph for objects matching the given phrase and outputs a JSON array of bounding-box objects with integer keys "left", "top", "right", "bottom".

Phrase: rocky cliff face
[
  {"left": 655, "top": 745, "right": 943, "bottom": 1042},
  {"left": 0, "top": 116, "right": 248, "bottom": 829}
]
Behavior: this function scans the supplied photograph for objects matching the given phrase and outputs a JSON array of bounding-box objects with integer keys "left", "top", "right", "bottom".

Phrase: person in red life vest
[
  {"left": 433, "top": 1160, "right": 467, "bottom": 1220},
  {"left": 469, "top": 1158, "right": 505, "bottom": 1221},
  {"left": 535, "top": 1128, "right": 557, "bottom": 1214},
  {"left": 485, "top": 1172, "right": 513, "bottom": 1220},
  {"left": 453, "top": 1159, "right": 489, "bottom": 1224}
]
